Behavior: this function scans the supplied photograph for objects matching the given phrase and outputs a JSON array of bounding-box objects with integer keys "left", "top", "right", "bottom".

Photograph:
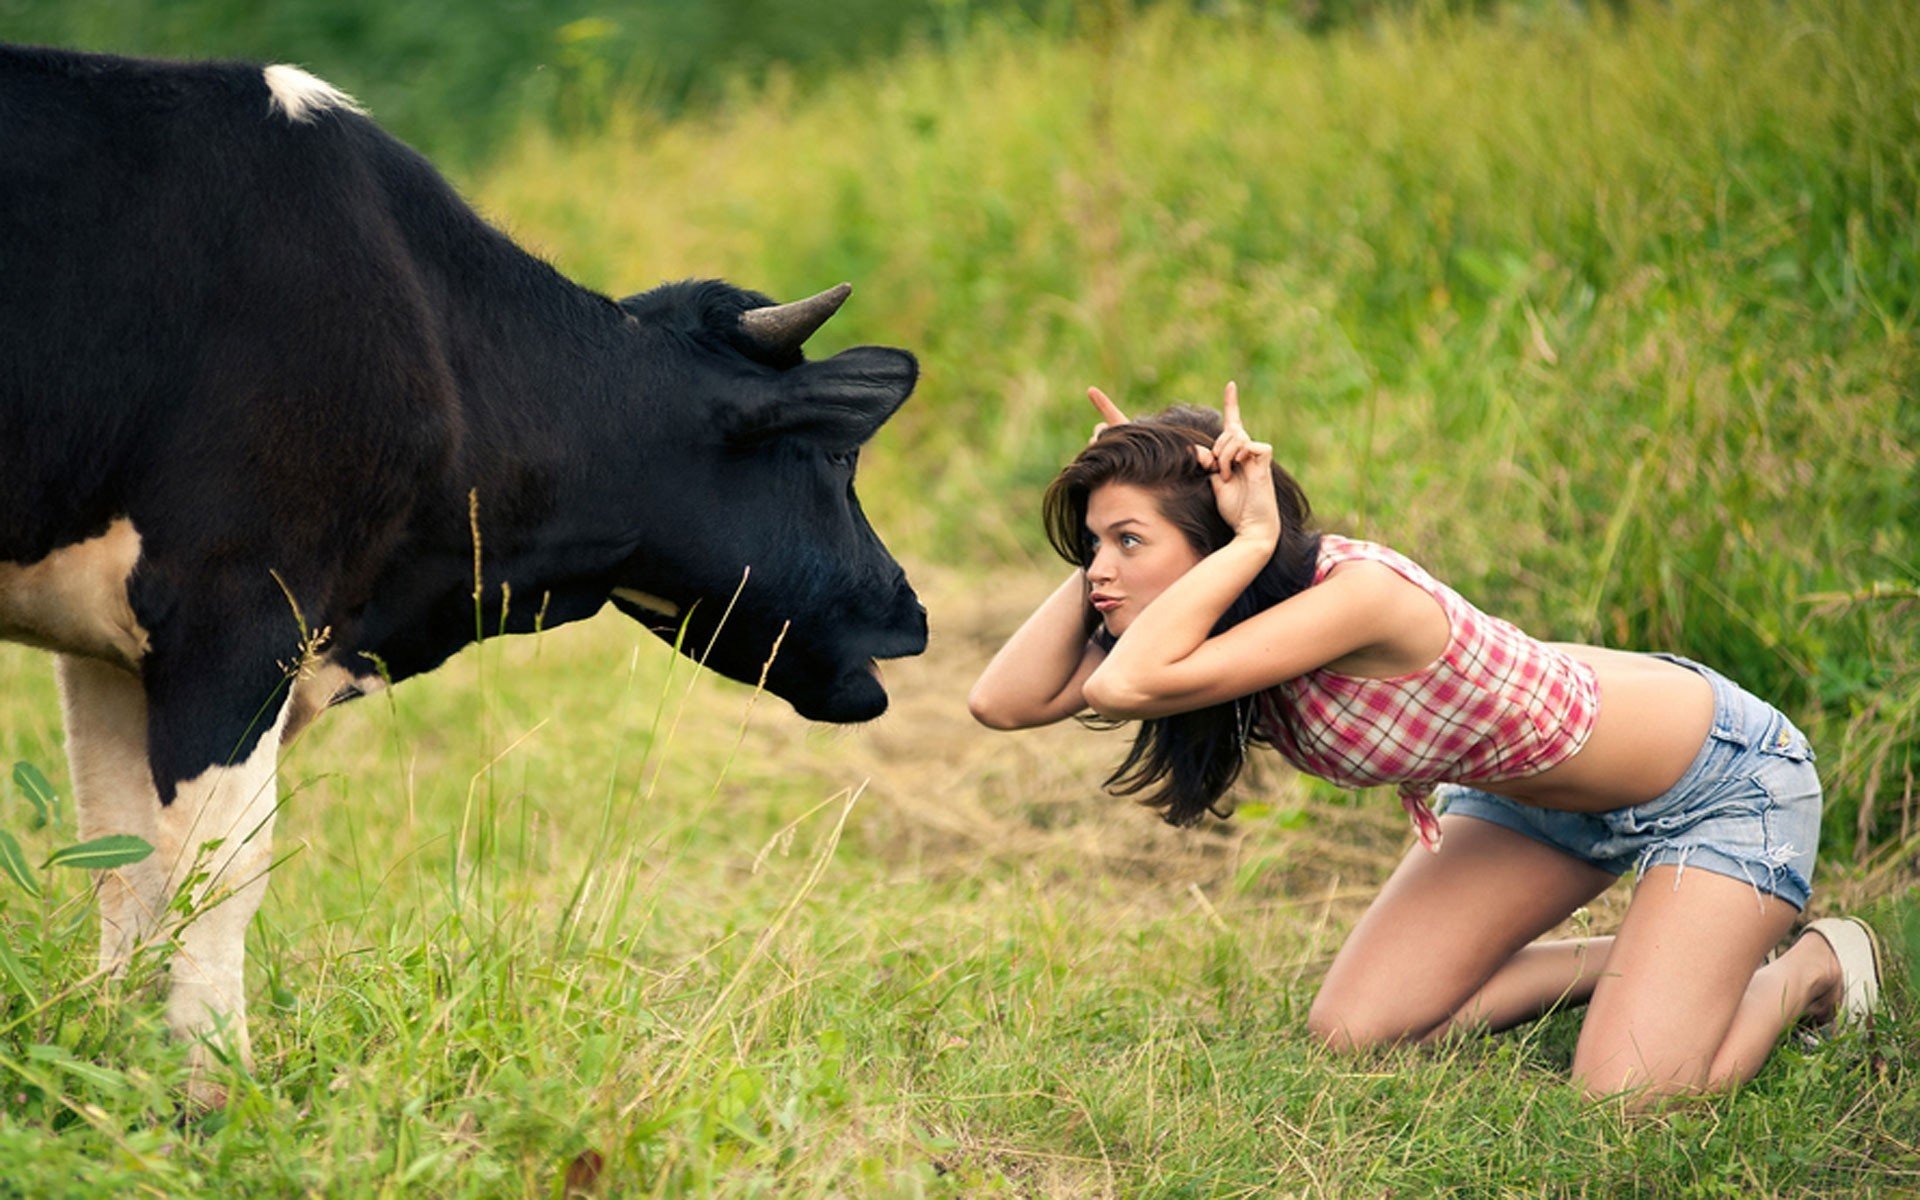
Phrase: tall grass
[
  {"left": 481, "top": 0, "right": 1919, "bottom": 854},
  {"left": 0, "top": 603, "right": 1915, "bottom": 1196}
]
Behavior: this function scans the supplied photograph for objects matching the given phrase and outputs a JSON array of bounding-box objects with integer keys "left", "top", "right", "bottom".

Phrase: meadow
[{"left": 0, "top": 1, "right": 1917, "bottom": 1194}]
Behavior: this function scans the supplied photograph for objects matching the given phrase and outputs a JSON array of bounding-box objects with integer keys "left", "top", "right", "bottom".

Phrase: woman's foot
[{"left": 1795, "top": 917, "right": 1883, "bottom": 1029}]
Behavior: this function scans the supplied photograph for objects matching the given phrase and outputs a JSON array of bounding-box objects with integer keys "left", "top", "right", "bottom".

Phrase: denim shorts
[{"left": 1436, "top": 654, "right": 1821, "bottom": 910}]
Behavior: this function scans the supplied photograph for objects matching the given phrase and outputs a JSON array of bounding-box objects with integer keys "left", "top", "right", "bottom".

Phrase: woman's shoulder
[{"left": 1312, "top": 533, "right": 1438, "bottom": 587}]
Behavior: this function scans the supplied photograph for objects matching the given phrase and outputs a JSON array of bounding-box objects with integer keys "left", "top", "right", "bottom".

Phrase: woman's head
[
  {"left": 1044, "top": 408, "right": 1315, "bottom": 635},
  {"left": 1041, "top": 405, "right": 1322, "bottom": 826},
  {"left": 1044, "top": 413, "right": 1225, "bottom": 640},
  {"left": 1045, "top": 407, "right": 1219, "bottom": 556},
  {"left": 1076, "top": 482, "right": 1205, "bottom": 636}
]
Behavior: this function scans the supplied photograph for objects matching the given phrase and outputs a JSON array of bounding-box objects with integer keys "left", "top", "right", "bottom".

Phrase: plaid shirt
[{"left": 1259, "top": 535, "right": 1600, "bottom": 852}]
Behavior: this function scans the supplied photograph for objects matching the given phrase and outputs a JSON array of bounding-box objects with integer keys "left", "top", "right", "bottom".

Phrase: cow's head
[{"left": 609, "top": 280, "right": 927, "bottom": 722}]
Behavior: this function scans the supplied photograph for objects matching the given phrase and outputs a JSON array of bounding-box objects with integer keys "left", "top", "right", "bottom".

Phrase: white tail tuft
[{"left": 263, "top": 64, "right": 367, "bottom": 124}]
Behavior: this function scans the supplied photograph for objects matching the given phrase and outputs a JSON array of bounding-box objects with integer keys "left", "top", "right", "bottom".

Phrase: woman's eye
[{"left": 1120, "top": 533, "right": 1142, "bottom": 548}]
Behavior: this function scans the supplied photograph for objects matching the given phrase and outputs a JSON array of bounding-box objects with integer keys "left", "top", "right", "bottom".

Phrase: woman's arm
[
  {"left": 1083, "top": 558, "right": 1400, "bottom": 718},
  {"left": 969, "top": 385, "right": 1135, "bottom": 731},
  {"left": 968, "top": 569, "right": 1108, "bottom": 729},
  {"left": 1082, "top": 384, "right": 1396, "bottom": 718}
]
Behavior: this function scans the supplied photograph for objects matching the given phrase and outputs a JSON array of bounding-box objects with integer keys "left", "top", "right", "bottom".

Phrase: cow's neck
[{"left": 355, "top": 203, "right": 661, "bottom": 682}]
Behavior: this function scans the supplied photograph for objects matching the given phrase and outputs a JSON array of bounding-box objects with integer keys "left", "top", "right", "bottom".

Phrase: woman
[{"left": 969, "top": 384, "right": 1882, "bottom": 1101}]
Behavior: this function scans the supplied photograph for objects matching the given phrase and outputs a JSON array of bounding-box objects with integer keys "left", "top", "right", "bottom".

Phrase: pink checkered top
[{"left": 1257, "top": 535, "right": 1600, "bottom": 852}]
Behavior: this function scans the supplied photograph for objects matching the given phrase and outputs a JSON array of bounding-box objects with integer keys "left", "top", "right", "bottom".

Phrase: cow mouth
[
  {"left": 805, "top": 645, "right": 920, "bottom": 723},
  {"left": 840, "top": 665, "right": 890, "bottom": 720},
  {"left": 613, "top": 585, "right": 922, "bottom": 723}
]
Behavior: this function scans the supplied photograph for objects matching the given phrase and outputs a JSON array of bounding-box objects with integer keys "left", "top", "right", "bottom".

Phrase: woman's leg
[
  {"left": 1452, "top": 902, "right": 1846, "bottom": 1078},
  {"left": 1710, "top": 928, "right": 1846, "bottom": 1071},
  {"left": 1571, "top": 864, "right": 1821, "bottom": 1099},
  {"left": 1309, "top": 813, "right": 1617, "bottom": 1048},
  {"left": 1425, "top": 935, "right": 1617, "bottom": 1041}
]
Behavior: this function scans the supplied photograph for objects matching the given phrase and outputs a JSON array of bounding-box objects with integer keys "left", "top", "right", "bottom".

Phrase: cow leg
[
  {"left": 123, "top": 558, "right": 326, "bottom": 1106},
  {"left": 156, "top": 696, "right": 288, "bottom": 1094},
  {"left": 57, "top": 655, "right": 169, "bottom": 976},
  {"left": 66, "top": 647, "right": 290, "bottom": 1100}
]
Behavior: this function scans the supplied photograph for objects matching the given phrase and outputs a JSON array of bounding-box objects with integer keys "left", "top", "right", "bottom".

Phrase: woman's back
[{"left": 1262, "top": 535, "right": 1601, "bottom": 793}]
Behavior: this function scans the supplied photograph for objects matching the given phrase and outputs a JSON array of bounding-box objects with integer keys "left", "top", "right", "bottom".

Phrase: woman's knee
[
  {"left": 1306, "top": 984, "right": 1436, "bottom": 1050},
  {"left": 1570, "top": 1056, "right": 1702, "bottom": 1108}
]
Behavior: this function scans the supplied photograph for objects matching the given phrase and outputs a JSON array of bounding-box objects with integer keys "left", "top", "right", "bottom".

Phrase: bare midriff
[{"left": 1466, "top": 644, "right": 1715, "bottom": 814}]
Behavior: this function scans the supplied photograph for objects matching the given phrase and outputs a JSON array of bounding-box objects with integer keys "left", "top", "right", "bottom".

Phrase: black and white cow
[{"left": 0, "top": 43, "right": 927, "bottom": 1094}]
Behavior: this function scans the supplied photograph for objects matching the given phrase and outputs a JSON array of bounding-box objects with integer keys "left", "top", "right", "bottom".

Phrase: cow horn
[{"left": 738, "top": 283, "right": 852, "bottom": 356}]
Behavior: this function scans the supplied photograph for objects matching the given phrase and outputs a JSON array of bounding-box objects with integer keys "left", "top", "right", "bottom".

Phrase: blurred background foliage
[
  {"left": 3, "top": 0, "right": 1588, "bottom": 164},
  {"left": 4, "top": 0, "right": 1917, "bottom": 857}
]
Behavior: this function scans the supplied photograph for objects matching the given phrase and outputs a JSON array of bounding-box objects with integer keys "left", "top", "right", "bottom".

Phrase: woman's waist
[
  {"left": 1456, "top": 647, "right": 1718, "bottom": 812},
  {"left": 1275, "top": 654, "right": 1600, "bottom": 785}
]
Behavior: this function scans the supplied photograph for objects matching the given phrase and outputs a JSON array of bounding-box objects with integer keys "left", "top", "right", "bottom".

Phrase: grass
[
  {"left": 1, "top": 0, "right": 1918, "bottom": 1194},
  {"left": 0, "top": 577, "right": 1915, "bottom": 1196}
]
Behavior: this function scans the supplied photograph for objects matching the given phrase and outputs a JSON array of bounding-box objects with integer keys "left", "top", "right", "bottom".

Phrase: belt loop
[{"left": 1705, "top": 666, "right": 1745, "bottom": 745}]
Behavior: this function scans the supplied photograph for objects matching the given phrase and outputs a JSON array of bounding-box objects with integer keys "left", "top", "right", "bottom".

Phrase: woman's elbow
[
  {"left": 1081, "top": 672, "right": 1153, "bottom": 721},
  {"left": 967, "top": 684, "right": 1027, "bottom": 730}
]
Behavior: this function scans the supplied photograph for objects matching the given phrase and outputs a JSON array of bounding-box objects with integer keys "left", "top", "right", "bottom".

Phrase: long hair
[{"left": 1042, "top": 406, "right": 1322, "bottom": 826}]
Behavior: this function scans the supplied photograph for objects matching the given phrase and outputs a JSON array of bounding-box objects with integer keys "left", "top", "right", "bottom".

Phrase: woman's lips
[{"left": 1091, "top": 595, "right": 1122, "bottom": 612}]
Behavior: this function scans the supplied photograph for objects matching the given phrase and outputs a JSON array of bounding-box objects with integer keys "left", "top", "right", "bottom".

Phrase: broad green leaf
[
  {"left": 44, "top": 835, "right": 154, "bottom": 872},
  {"left": 0, "top": 939, "right": 36, "bottom": 1004},
  {"left": 26, "top": 1044, "right": 129, "bottom": 1095},
  {"left": 12, "top": 762, "right": 57, "bottom": 831},
  {"left": 0, "top": 830, "right": 40, "bottom": 898}
]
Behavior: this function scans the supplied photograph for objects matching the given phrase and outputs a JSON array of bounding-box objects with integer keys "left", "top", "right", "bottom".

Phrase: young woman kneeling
[{"left": 969, "top": 385, "right": 1881, "bottom": 1101}]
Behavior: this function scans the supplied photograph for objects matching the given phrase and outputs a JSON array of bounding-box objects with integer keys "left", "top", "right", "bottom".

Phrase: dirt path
[{"left": 731, "top": 564, "right": 1479, "bottom": 930}]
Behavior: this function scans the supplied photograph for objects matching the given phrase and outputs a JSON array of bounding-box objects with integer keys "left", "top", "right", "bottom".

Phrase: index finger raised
[
  {"left": 1222, "top": 380, "right": 1242, "bottom": 431},
  {"left": 1088, "top": 386, "right": 1130, "bottom": 428}
]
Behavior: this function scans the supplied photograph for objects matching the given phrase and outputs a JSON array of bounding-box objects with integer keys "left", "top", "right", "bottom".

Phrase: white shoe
[{"left": 1804, "top": 917, "right": 1883, "bottom": 1029}]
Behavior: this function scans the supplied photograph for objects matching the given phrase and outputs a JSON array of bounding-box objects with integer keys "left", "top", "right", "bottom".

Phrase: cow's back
[{"left": 0, "top": 44, "right": 456, "bottom": 566}]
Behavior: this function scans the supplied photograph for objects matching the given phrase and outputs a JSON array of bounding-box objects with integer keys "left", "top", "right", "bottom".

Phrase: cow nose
[{"left": 888, "top": 587, "right": 929, "bottom": 648}]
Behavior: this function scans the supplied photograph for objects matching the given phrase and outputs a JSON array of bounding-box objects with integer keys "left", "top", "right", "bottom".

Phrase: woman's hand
[
  {"left": 1195, "top": 382, "right": 1280, "bottom": 547},
  {"left": 1087, "top": 386, "right": 1128, "bottom": 443}
]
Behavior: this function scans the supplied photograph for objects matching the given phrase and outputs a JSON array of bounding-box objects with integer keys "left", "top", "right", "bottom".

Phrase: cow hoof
[
  {"left": 179, "top": 1038, "right": 247, "bottom": 1115},
  {"left": 182, "top": 1071, "right": 231, "bottom": 1115}
]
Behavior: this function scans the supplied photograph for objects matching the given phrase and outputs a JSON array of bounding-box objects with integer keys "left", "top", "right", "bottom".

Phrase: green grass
[
  {"left": 1, "top": 610, "right": 1916, "bottom": 1196},
  {"left": 1, "top": 0, "right": 1918, "bottom": 1194}
]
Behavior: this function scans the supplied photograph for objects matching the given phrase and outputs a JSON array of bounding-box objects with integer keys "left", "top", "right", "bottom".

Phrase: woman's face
[{"left": 1083, "top": 482, "right": 1207, "bottom": 637}]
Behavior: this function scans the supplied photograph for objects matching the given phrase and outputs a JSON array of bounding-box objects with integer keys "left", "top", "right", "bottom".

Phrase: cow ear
[{"left": 729, "top": 347, "right": 918, "bottom": 450}]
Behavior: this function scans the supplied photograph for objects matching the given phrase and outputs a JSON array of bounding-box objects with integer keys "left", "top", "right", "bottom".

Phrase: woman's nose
[{"left": 1086, "top": 547, "right": 1116, "bottom": 584}]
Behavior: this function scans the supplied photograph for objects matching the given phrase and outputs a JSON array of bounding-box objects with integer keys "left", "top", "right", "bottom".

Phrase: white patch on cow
[
  {"left": 612, "top": 587, "right": 681, "bottom": 619},
  {"left": 161, "top": 698, "right": 290, "bottom": 1084},
  {"left": 0, "top": 519, "right": 150, "bottom": 670},
  {"left": 263, "top": 64, "right": 367, "bottom": 124}
]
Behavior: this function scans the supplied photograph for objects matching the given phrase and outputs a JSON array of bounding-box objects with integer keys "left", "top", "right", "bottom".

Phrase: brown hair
[{"left": 1042, "top": 406, "right": 1321, "bottom": 825}]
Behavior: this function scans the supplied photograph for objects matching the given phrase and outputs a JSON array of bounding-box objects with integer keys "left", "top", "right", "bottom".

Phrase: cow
[{"left": 0, "top": 43, "right": 928, "bottom": 1100}]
